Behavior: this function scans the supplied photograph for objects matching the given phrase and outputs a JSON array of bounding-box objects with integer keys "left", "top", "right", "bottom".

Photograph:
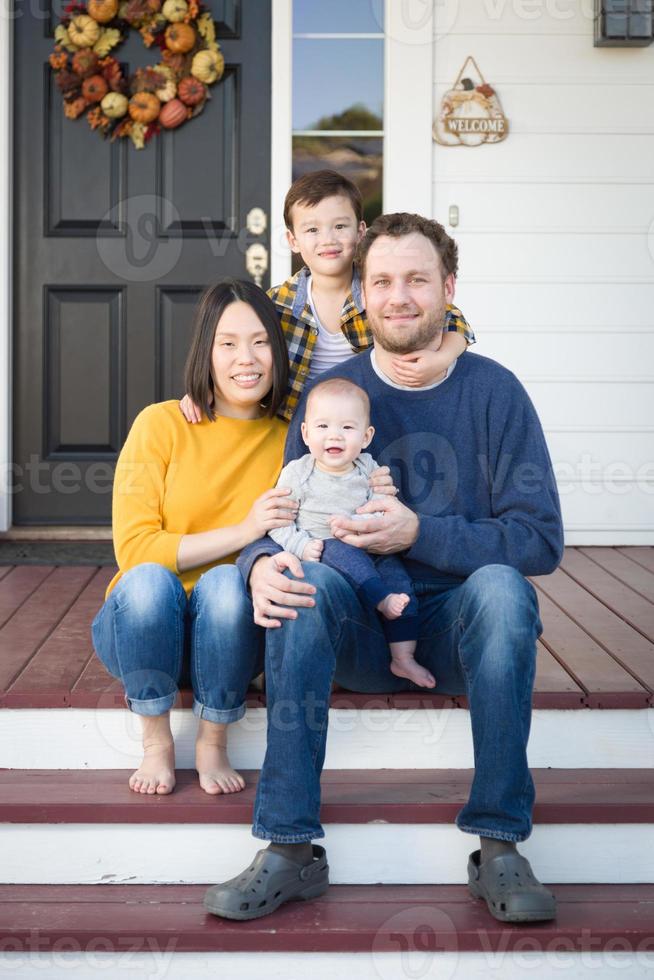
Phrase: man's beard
[{"left": 368, "top": 302, "right": 447, "bottom": 355}]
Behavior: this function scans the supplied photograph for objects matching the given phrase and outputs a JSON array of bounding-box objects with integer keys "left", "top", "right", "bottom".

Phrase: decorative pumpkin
[
  {"left": 177, "top": 76, "right": 205, "bottom": 106},
  {"left": 101, "top": 91, "right": 129, "bottom": 118},
  {"left": 191, "top": 49, "right": 223, "bottom": 84},
  {"left": 165, "top": 23, "right": 196, "bottom": 54},
  {"left": 72, "top": 50, "right": 99, "bottom": 76},
  {"left": 452, "top": 92, "right": 490, "bottom": 147},
  {"left": 162, "top": 0, "right": 188, "bottom": 22},
  {"left": 154, "top": 64, "right": 177, "bottom": 102},
  {"left": 67, "top": 15, "right": 102, "bottom": 48},
  {"left": 128, "top": 91, "right": 161, "bottom": 123},
  {"left": 87, "top": 0, "right": 119, "bottom": 23},
  {"left": 82, "top": 74, "right": 109, "bottom": 103},
  {"left": 159, "top": 98, "right": 187, "bottom": 128}
]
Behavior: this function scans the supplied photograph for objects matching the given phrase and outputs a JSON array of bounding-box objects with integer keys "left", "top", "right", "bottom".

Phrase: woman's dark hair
[{"left": 183, "top": 279, "right": 289, "bottom": 421}]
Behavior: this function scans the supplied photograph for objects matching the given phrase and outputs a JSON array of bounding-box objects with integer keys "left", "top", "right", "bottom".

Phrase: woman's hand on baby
[
  {"left": 369, "top": 465, "right": 398, "bottom": 496},
  {"left": 250, "top": 553, "right": 317, "bottom": 628},
  {"left": 241, "top": 488, "right": 298, "bottom": 540},
  {"left": 179, "top": 393, "right": 203, "bottom": 424},
  {"left": 301, "top": 539, "right": 323, "bottom": 562}
]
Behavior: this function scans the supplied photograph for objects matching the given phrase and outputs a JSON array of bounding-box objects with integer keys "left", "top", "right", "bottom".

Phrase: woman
[{"left": 92, "top": 279, "right": 295, "bottom": 796}]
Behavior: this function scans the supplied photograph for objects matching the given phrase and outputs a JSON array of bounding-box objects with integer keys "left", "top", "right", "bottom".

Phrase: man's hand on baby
[
  {"left": 250, "top": 553, "right": 317, "bottom": 628},
  {"left": 241, "top": 488, "right": 298, "bottom": 539},
  {"left": 390, "top": 349, "right": 448, "bottom": 388},
  {"left": 330, "top": 496, "right": 419, "bottom": 554},
  {"left": 301, "top": 539, "right": 324, "bottom": 562},
  {"left": 369, "top": 465, "right": 398, "bottom": 496},
  {"left": 179, "top": 393, "right": 202, "bottom": 424}
]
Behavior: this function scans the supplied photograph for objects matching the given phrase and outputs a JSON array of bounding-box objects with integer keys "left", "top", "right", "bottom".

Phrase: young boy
[
  {"left": 268, "top": 377, "right": 436, "bottom": 689},
  {"left": 180, "top": 169, "right": 475, "bottom": 423}
]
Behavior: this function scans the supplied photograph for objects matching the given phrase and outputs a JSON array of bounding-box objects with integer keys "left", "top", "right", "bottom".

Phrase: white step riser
[
  {"left": 1, "top": 824, "right": 652, "bottom": 885},
  {"left": 2, "top": 708, "right": 654, "bottom": 770},
  {"left": 1, "top": 952, "right": 651, "bottom": 979}
]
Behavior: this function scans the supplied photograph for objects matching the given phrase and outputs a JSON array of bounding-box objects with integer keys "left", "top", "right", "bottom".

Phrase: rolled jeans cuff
[
  {"left": 126, "top": 691, "right": 177, "bottom": 716},
  {"left": 251, "top": 824, "right": 324, "bottom": 844},
  {"left": 192, "top": 698, "right": 246, "bottom": 725},
  {"left": 456, "top": 822, "right": 528, "bottom": 844}
]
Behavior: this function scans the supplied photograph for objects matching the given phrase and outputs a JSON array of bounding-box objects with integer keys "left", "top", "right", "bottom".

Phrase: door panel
[{"left": 13, "top": 0, "right": 272, "bottom": 524}]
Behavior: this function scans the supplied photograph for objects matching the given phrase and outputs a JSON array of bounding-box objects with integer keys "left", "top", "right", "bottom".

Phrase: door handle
[
  {"left": 245, "top": 243, "right": 268, "bottom": 287},
  {"left": 246, "top": 207, "right": 267, "bottom": 236}
]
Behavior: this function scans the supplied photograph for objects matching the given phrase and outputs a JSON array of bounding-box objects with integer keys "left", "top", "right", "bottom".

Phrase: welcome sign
[{"left": 433, "top": 56, "right": 509, "bottom": 147}]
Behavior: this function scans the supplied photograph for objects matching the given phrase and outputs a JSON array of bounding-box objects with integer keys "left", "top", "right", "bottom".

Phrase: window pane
[
  {"left": 292, "top": 135, "right": 382, "bottom": 225},
  {"left": 293, "top": 39, "right": 383, "bottom": 131},
  {"left": 293, "top": 0, "right": 384, "bottom": 34}
]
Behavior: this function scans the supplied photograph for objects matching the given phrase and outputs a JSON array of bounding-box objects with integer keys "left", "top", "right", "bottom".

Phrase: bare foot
[
  {"left": 377, "top": 592, "right": 410, "bottom": 619},
  {"left": 129, "top": 739, "right": 176, "bottom": 795},
  {"left": 390, "top": 656, "right": 436, "bottom": 689},
  {"left": 196, "top": 719, "right": 245, "bottom": 795}
]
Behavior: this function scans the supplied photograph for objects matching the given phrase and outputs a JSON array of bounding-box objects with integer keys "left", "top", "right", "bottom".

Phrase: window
[{"left": 292, "top": 0, "right": 385, "bottom": 235}]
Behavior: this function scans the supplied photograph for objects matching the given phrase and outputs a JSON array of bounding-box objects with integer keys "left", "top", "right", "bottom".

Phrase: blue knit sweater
[{"left": 238, "top": 351, "right": 563, "bottom": 587}]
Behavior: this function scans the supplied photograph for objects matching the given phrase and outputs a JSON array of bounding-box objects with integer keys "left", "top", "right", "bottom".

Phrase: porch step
[
  {"left": 2, "top": 705, "right": 654, "bottom": 769},
  {"left": 1, "top": 769, "right": 652, "bottom": 885},
  {"left": 1, "top": 883, "right": 653, "bottom": 978}
]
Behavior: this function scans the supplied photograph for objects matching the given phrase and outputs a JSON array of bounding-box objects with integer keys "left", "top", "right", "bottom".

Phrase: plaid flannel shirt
[{"left": 268, "top": 267, "right": 475, "bottom": 422}]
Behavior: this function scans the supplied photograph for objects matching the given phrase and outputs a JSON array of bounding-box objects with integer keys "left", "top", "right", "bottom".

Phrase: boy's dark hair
[
  {"left": 184, "top": 279, "right": 289, "bottom": 421},
  {"left": 356, "top": 212, "right": 459, "bottom": 282},
  {"left": 305, "top": 377, "right": 370, "bottom": 423},
  {"left": 284, "top": 170, "right": 363, "bottom": 231}
]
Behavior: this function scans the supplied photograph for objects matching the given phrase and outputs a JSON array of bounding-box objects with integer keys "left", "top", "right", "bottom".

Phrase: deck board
[
  {"left": 2, "top": 883, "right": 654, "bottom": 954},
  {"left": 1, "top": 549, "right": 653, "bottom": 709},
  {"left": 1, "top": 768, "right": 651, "bottom": 824}
]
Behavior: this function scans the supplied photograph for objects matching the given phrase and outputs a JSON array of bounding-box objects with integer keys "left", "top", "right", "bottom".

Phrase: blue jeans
[
  {"left": 92, "top": 563, "right": 264, "bottom": 723},
  {"left": 321, "top": 538, "right": 418, "bottom": 642},
  {"left": 253, "top": 563, "right": 542, "bottom": 844}
]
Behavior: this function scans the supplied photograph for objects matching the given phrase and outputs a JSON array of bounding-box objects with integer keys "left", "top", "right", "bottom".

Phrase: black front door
[{"left": 13, "top": 0, "right": 271, "bottom": 524}]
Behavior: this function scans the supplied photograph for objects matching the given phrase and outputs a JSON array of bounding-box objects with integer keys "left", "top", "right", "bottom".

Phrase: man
[{"left": 204, "top": 213, "right": 564, "bottom": 924}]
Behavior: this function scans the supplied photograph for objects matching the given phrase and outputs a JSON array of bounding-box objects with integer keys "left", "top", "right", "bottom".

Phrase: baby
[{"left": 269, "top": 378, "right": 435, "bottom": 689}]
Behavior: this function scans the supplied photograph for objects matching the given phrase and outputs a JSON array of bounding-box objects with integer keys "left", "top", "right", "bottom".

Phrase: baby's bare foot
[
  {"left": 129, "top": 739, "right": 176, "bottom": 795},
  {"left": 196, "top": 739, "right": 245, "bottom": 795},
  {"left": 377, "top": 592, "right": 410, "bottom": 619},
  {"left": 390, "top": 656, "right": 436, "bottom": 689}
]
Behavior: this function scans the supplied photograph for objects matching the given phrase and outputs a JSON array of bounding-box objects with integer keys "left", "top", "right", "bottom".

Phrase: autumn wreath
[{"left": 49, "top": 0, "right": 225, "bottom": 148}]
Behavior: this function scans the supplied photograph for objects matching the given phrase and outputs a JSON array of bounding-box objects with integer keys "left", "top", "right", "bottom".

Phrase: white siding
[{"left": 433, "top": 2, "right": 654, "bottom": 543}]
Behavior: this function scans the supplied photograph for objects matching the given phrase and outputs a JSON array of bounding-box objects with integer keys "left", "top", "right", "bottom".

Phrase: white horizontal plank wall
[{"left": 433, "top": 2, "right": 654, "bottom": 544}]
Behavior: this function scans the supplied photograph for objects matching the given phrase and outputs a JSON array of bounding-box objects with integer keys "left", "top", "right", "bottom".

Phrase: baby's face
[{"left": 301, "top": 392, "right": 374, "bottom": 474}]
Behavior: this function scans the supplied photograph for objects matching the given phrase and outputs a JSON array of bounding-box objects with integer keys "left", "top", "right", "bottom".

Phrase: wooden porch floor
[{"left": 0, "top": 547, "right": 652, "bottom": 710}]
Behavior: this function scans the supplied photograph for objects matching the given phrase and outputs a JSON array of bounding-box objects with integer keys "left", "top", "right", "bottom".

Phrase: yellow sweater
[{"left": 107, "top": 401, "right": 287, "bottom": 598}]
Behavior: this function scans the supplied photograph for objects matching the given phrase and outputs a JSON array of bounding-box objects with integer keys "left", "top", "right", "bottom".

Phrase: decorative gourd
[
  {"left": 72, "top": 49, "right": 100, "bottom": 76},
  {"left": 159, "top": 98, "right": 187, "bottom": 128},
  {"left": 82, "top": 74, "right": 109, "bottom": 103},
  {"left": 101, "top": 91, "right": 129, "bottom": 118},
  {"left": 177, "top": 76, "right": 205, "bottom": 106},
  {"left": 68, "top": 15, "right": 102, "bottom": 48},
  {"left": 128, "top": 91, "right": 161, "bottom": 123},
  {"left": 162, "top": 0, "right": 188, "bottom": 22},
  {"left": 191, "top": 49, "right": 223, "bottom": 84},
  {"left": 87, "top": 0, "right": 119, "bottom": 23},
  {"left": 154, "top": 65, "right": 177, "bottom": 102},
  {"left": 165, "top": 23, "right": 196, "bottom": 53}
]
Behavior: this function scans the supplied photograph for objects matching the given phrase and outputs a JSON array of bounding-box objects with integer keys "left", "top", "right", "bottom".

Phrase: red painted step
[
  {"left": 1, "top": 883, "right": 653, "bottom": 953},
  {"left": 1, "top": 768, "right": 652, "bottom": 824}
]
